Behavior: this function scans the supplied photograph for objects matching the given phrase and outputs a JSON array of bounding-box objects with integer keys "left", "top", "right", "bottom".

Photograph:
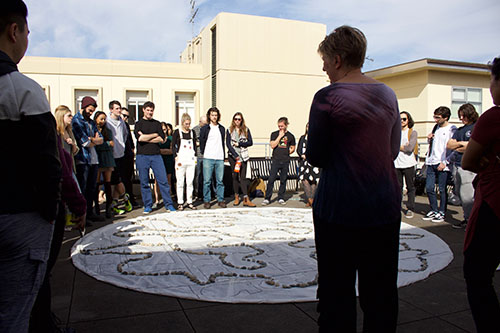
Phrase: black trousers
[
  {"left": 265, "top": 160, "right": 289, "bottom": 201},
  {"left": 396, "top": 166, "right": 416, "bottom": 211},
  {"left": 313, "top": 214, "right": 401, "bottom": 332},
  {"left": 228, "top": 155, "right": 249, "bottom": 196},
  {"left": 464, "top": 201, "right": 500, "bottom": 333}
]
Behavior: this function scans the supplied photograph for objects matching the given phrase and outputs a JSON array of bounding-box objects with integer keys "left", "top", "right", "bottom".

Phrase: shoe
[
  {"left": 262, "top": 199, "right": 270, "bottom": 206},
  {"left": 177, "top": 204, "right": 184, "bottom": 211},
  {"left": 234, "top": 194, "right": 240, "bottom": 206},
  {"left": 152, "top": 202, "right": 159, "bottom": 209},
  {"left": 422, "top": 211, "right": 437, "bottom": 221},
  {"left": 218, "top": 201, "right": 227, "bottom": 208},
  {"left": 166, "top": 205, "right": 176, "bottom": 212},
  {"left": 113, "top": 207, "right": 126, "bottom": 215},
  {"left": 143, "top": 207, "right": 152, "bottom": 214},
  {"left": 243, "top": 196, "right": 256, "bottom": 207},
  {"left": 123, "top": 194, "right": 133, "bottom": 212},
  {"left": 278, "top": 199, "right": 286, "bottom": 205},
  {"left": 452, "top": 220, "right": 467, "bottom": 229},
  {"left": 431, "top": 212, "right": 445, "bottom": 223},
  {"left": 187, "top": 203, "right": 197, "bottom": 210},
  {"left": 405, "top": 210, "right": 414, "bottom": 219},
  {"left": 203, "top": 202, "right": 211, "bottom": 209}
]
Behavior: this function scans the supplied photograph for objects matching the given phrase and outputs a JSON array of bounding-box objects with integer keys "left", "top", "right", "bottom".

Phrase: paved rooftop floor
[{"left": 51, "top": 192, "right": 497, "bottom": 332}]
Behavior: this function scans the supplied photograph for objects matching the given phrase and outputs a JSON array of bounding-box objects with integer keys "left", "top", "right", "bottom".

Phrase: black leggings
[{"left": 228, "top": 155, "right": 248, "bottom": 196}]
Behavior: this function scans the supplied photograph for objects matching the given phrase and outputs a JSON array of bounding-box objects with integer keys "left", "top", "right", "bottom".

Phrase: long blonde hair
[{"left": 54, "top": 105, "right": 72, "bottom": 136}]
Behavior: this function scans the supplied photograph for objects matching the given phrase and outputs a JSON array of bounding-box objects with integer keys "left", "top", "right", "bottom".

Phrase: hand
[
  {"left": 66, "top": 137, "right": 73, "bottom": 145},
  {"left": 437, "top": 162, "right": 446, "bottom": 171},
  {"left": 301, "top": 154, "right": 306, "bottom": 160},
  {"left": 72, "top": 213, "right": 86, "bottom": 231},
  {"left": 427, "top": 133, "right": 434, "bottom": 142},
  {"left": 109, "top": 141, "right": 114, "bottom": 147}
]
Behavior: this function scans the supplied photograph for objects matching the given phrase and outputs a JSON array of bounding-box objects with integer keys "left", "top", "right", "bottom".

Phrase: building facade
[{"left": 18, "top": 13, "right": 494, "bottom": 158}]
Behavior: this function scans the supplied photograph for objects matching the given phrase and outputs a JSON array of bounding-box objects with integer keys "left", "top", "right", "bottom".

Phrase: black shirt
[
  {"left": 451, "top": 123, "right": 475, "bottom": 166},
  {"left": 270, "top": 130, "right": 296, "bottom": 161},
  {"left": 134, "top": 118, "right": 165, "bottom": 155}
]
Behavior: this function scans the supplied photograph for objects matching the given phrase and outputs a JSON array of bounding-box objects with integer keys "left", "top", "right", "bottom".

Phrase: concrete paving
[{"left": 50, "top": 192, "right": 497, "bottom": 332}]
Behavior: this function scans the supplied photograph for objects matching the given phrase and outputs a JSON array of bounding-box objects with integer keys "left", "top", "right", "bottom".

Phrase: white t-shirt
[
  {"left": 106, "top": 115, "right": 127, "bottom": 159},
  {"left": 394, "top": 128, "right": 417, "bottom": 169},
  {"left": 203, "top": 124, "right": 224, "bottom": 160},
  {"left": 425, "top": 124, "right": 456, "bottom": 171}
]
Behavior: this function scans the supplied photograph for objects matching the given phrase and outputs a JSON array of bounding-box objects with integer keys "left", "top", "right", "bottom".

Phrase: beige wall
[{"left": 19, "top": 57, "right": 205, "bottom": 125}]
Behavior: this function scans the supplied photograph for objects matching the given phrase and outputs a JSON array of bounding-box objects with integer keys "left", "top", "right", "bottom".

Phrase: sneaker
[
  {"left": 262, "top": 199, "right": 270, "bottom": 206},
  {"left": 278, "top": 199, "right": 286, "bottom": 205},
  {"left": 166, "top": 205, "right": 176, "bottom": 212},
  {"left": 405, "top": 210, "right": 414, "bottom": 219},
  {"left": 152, "top": 202, "right": 158, "bottom": 209},
  {"left": 113, "top": 207, "right": 126, "bottom": 215},
  {"left": 143, "top": 207, "right": 152, "bottom": 214},
  {"left": 452, "top": 220, "right": 467, "bottom": 229},
  {"left": 431, "top": 212, "right": 445, "bottom": 223},
  {"left": 422, "top": 211, "right": 437, "bottom": 221}
]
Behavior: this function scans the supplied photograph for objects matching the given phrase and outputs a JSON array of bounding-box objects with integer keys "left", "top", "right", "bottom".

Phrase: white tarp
[{"left": 71, "top": 208, "right": 453, "bottom": 303}]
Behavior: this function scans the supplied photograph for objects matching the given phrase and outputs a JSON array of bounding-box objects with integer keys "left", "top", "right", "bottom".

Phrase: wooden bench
[{"left": 248, "top": 157, "right": 300, "bottom": 192}]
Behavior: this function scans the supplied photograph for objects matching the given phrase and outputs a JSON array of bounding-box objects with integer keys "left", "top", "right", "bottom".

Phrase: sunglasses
[
  {"left": 401, "top": 118, "right": 407, "bottom": 121},
  {"left": 121, "top": 114, "right": 129, "bottom": 118},
  {"left": 234, "top": 118, "right": 242, "bottom": 121}
]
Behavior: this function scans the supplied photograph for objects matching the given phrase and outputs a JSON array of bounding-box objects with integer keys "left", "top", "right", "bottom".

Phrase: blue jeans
[
  {"left": 265, "top": 160, "right": 290, "bottom": 201},
  {"left": 136, "top": 154, "right": 174, "bottom": 209},
  {"left": 425, "top": 164, "right": 450, "bottom": 213},
  {"left": 203, "top": 158, "right": 225, "bottom": 202}
]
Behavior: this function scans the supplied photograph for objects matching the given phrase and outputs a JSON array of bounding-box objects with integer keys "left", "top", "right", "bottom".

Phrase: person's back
[
  {"left": 0, "top": 1, "right": 62, "bottom": 331},
  {"left": 308, "top": 82, "right": 401, "bottom": 225}
]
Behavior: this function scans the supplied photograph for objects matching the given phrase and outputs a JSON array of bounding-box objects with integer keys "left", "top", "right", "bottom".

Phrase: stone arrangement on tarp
[{"left": 71, "top": 208, "right": 453, "bottom": 303}]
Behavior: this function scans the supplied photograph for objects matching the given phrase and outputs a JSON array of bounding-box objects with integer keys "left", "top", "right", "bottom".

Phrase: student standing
[
  {"left": 134, "top": 101, "right": 176, "bottom": 213},
  {"left": 173, "top": 113, "right": 197, "bottom": 210}
]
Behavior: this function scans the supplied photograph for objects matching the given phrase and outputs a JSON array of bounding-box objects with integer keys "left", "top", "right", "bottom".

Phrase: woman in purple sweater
[{"left": 307, "top": 26, "right": 401, "bottom": 332}]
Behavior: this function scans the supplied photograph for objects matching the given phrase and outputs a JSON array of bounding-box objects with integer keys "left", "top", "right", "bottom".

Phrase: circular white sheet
[{"left": 71, "top": 208, "right": 453, "bottom": 303}]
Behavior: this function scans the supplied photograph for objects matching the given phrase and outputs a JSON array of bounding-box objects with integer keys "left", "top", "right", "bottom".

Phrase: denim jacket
[{"left": 71, "top": 111, "right": 102, "bottom": 164}]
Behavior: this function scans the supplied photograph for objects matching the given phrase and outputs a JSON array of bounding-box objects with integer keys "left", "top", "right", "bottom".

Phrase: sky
[{"left": 24, "top": 0, "right": 500, "bottom": 72}]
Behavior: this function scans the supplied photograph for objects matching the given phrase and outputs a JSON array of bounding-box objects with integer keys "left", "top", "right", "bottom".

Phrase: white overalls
[{"left": 175, "top": 131, "right": 197, "bottom": 205}]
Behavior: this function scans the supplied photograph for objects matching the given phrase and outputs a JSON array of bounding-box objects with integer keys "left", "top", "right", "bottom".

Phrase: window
[
  {"left": 74, "top": 89, "right": 99, "bottom": 113},
  {"left": 451, "top": 87, "right": 482, "bottom": 118},
  {"left": 126, "top": 91, "right": 149, "bottom": 126},
  {"left": 175, "top": 93, "right": 195, "bottom": 126}
]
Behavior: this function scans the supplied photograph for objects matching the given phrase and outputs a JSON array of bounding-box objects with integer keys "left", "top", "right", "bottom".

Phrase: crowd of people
[{"left": 1, "top": 2, "right": 499, "bottom": 333}]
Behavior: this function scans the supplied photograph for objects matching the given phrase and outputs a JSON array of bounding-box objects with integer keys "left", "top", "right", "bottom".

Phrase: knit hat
[{"left": 81, "top": 96, "right": 97, "bottom": 109}]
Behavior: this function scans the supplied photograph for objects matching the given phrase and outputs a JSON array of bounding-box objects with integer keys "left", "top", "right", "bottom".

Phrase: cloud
[
  {"left": 284, "top": 0, "right": 500, "bottom": 70},
  {"left": 23, "top": 0, "right": 500, "bottom": 70},
  {"left": 25, "top": 0, "right": 193, "bottom": 62}
]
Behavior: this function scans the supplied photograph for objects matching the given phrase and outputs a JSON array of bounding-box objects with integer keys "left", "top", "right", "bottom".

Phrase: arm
[
  {"left": 289, "top": 145, "right": 296, "bottom": 155},
  {"left": 239, "top": 128, "right": 253, "bottom": 148},
  {"left": 306, "top": 90, "right": 332, "bottom": 167},
  {"left": 297, "top": 136, "right": 305, "bottom": 158},
  {"left": 169, "top": 130, "right": 179, "bottom": 157},
  {"left": 390, "top": 113, "right": 402, "bottom": 160},
  {"left": 401, "top": 130, "right": 417, "bottom": 154},
  {"left": 226, "top": 129, "right": 239, "bottom": 158},
  {"left": 462, "top": 138, "right": 488, "bottom": 173},
  {"left": 270, "top": 130, "right": 285, "bottom": 149}
]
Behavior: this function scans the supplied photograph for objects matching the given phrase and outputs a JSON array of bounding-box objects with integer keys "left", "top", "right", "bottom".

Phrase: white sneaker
[
  {"left": 278, "top": 199, "right": 286, "bottom": 205},
  {"left": 431, "top": 212, "right": 445, "bottom": 223},
  {"left": 261, "top": 199, "right": 270, "bottom": 206},
  {"left": 405, "top": 210, "right": 414, "bottom": 219},
  {"left": 422, "top": 211, "right": 437, "bottom": 221}
]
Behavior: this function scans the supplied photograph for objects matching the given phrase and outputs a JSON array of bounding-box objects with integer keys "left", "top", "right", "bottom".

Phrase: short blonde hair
[
  {"left": 181, "top": 113, "right": 191, "bottom": 124},
  {"left": 318, "top": 25, "right": 367, "bottom": 69}
]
